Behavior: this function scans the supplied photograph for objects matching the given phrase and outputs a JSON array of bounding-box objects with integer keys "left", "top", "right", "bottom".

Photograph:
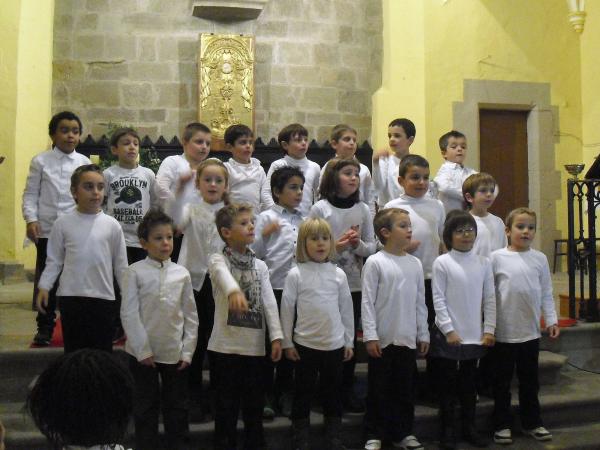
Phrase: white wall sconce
[{"left": 567, "top": 0, "right": 586, "bottom": 33}]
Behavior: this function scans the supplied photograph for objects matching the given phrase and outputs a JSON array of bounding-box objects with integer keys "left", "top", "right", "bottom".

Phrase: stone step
[{"left": 542, "top": 321, "right": 600, "bottom": 352}]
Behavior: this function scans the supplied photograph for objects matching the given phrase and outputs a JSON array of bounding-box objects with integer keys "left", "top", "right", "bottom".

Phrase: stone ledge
[
  {"left": 0, "top": 261, "right": 26, "bottom": 285},
  {"left": 192, "top": 0, "right": 269, "bottom": 21}
]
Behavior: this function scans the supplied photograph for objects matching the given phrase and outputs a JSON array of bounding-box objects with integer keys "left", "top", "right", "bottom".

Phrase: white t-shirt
[
  {"left": 433, "top": 161, "right": 477, "bottom": 214},
  {"left": 224, "top": 157, "right": 269, "bottom": 212},
  {"left": 155, "top": 154, "right": 200, "bottom": 215},
  {"left": 472, "top": 213, "right": 507, "bottom": 258},
  {"left": 372, "top": 154, "right": 403, "bottom": 206}
]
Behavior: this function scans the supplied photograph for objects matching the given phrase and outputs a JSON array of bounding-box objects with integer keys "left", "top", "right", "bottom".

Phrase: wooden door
[{"left": 479, "top": 109, "right": 529, "bottom": 222}]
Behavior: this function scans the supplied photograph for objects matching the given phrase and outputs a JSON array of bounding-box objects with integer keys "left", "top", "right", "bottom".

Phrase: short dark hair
[
  {"left": 27, "top": 349, "right": 133, "bottom": 449},
  {"left": 224, "top": 124, "right": 253, "bottom": 146},
  {"left": 110, "top": 127, "right": 140, "bottom": 147},
  {"left": 70, "top": 164, "right": 103, "bottom": 191},
  {"left": 443, "top": 209, "right": 477, "bottom": 250},
  {"left": 270, "top": 166, "right": 305, "bottom": 203},
  {"left": 462, "top": 172, "right": 496, "bottom": 207},
  {"left": 439, "top": 130, "right": 466, "bottom": 151},
  {"left": 373, "top": 208, "right": 409, "bottom": 244},
  {"left": 278, "top": 123, "right": 308, "bottom": 150},
  {"left": 388, "top": 118, "right": 416, "bottom": 139},
  {"left": 319, "top": 157, "right": 361, "bottom": 204},
  {"left": 182, "top": 122, "right": 211, "bottom": 143},
  {"left": 215, "top": 203, "right": 254, "bottom": 241},
  {"left": 137, "top": 208, "right": 174, "bottom": 241},
  {"left": 398, "top": 154, "right": 429, "bottom": 178},
  {"left": 49, "top": 111, "right": 83, "bottom": 136}
]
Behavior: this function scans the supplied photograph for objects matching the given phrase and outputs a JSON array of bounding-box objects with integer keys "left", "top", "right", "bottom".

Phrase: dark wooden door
[{"left": 479, "top": 109, "right": 529, "bottom": 222}]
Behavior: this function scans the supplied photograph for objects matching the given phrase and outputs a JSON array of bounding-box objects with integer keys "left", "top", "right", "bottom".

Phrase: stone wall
[{"left": 52, "top": 0, "right": 382, "bottom": 142}]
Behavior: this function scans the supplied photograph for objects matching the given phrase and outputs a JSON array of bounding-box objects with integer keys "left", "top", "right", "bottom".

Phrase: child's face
[
  {"left": 222, "top": 211, "right": 255, "bottom": 248},
  {"left": 306, "top": 233, "right": 331, "bottom": 263},
  {"left": 197, "top": 165, "right": 227, "bottom": 205},
  {"left": 388, "top": 125, "right": 413, "bottom": 158},
  {"left": 442, "top": 136, "right": 467, "bottom": 164},
  {"left": 451, "top": 224, "right": 476, "bottom": 252},
  {"left": 111, "top": 133, "right": 139, "bottom": 169},
  {"left": 51, "top": 119, "right": 81, "bottom": 154},
  {"left": 275, "top": 176, "right": 304, "bottom": 211},
  {"left": 71, "top": 171, "right": 104, "bottom": 214},
  {"left": 466, "top": 184, "right": 495, "bottom": 212},
  {"left": 398, "top": 165, "right": 429, "bottom": 198},
  {"left": 332, "top": 132, "right": 357, "bottom": 159},
  {"left": 183, "top": 131, "right": 211, "bottom": 165},
  {"left": 230, "top": 135, "right": 254, "bottom": 164},
  {"left": 507, "top": 213, "right": 536, "bottom": 251},
  {"left": 141, "top": 224, "right": 174, "bottom": 262},
  {"left": 283, "top": 134, "right": 309, "bottom": 160},
  {"left": 337, "top": 164, "right": 360, "bottom": 198},
  {"left": 383, "top": 213, "right": 412, "bottom": 250}
]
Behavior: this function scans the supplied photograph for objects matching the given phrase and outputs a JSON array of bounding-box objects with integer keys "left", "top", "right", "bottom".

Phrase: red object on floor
[{"left": 540, "top": 317, "right": 577, "bottom": 329}]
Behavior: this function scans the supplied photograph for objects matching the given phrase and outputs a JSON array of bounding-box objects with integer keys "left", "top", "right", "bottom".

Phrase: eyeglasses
[{"left": 453, "top": 227, "right": 475, "bottom": 236}]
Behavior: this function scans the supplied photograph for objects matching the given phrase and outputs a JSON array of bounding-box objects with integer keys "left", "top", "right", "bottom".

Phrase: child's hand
[
  {"left": 366, "top": 340, "right": 382, "bottom": 358},
  {"left": 446, "top": 331, "right": 462, "bottom": 346},
  {"left": 26, "top": 222, "right": 41, "bottom": 243},
  {"left": 547, "top": 324, "right": 560, "bottom": 339},
  {"left": 140, "top": 356, "right": 156, "bottom": 368},
  {"left": 481, "top": 333, "right": 495, "bottom": 347},
  {"left": 262, "top": 221, "right": 280, "bottom": 238},
  {"left": 418, "top": 341, "right": 430, "bottom": 356},
  {"left": 373, "top": 148, "right": 392, "bottom": 163},
  {"left": 343, "top": 347, "right": 354, "bottom": 361},
  {"left": 177, "top": 360, "right": 190, "bottom": 371},
  {"left": 36, "top": 289, "right": 49, "bottom": 314},
  {"left": 348, "top": 225, "right": 360, "bottom": 248},
  {"left": 406, "top": 240, "right": 421, "bottom": 253},
  {"left": 176, "top": 172, "right": 194, "bottom": 194},
  {"left": 285, "top": 347, "right": 300, "bottom": 361},
  {"left": 228, "top": 291, "right": 249, "bottom": 314},
  {"left": 271, "top": 339, "right": 282, "bottom": 362},
  {"left": 335, "top": 233, "right": 353, "bottom": 253}
]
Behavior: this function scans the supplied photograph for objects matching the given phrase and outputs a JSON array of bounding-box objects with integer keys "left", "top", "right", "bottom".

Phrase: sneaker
[
  {"left": 33, "top": 328, "right": 52, "bottom": 346},
  {"left": 263, "top": 403, "right": 275, "bottom": 420},
  {"left": 393, "top": 435, "right": 424, "bottom": 449},
  {"left": 526, "top": 426, "right": 552, "bottom": 441},
  {"left": 278, "top": 392, "right": 293, "bottom": 418},
  {"left": 364, "top": 439, "right": 382, "bottom": 450},
  {"left": 494, "top": 428, "right": 513, "bottom": 445}
]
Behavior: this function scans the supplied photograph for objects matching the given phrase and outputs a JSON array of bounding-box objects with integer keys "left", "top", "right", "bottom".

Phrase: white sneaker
[
  {"left": 393, "top": 435, "right": 424, "bottom": 450},
  {"left": 364, "top": 439, "right": 382, "bottom": 450},
  {"left": 526, "top": 426, "right": 552, "bottom": 441},
  {"left": 494, "top": 428, "right": 513, "bottom": 445}
]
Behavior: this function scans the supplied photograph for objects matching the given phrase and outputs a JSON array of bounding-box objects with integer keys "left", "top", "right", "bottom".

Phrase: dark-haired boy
[
  {"left": 22, "top": 111, "right": 91, "bottom": 346},
  {"left": 262, "top": 123, "right": 321, "bottom": 217}
]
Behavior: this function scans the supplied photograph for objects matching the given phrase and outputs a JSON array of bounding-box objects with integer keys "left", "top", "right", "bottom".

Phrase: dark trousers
[
  {"left": 172, "top": 233, "right": 184, "bottom": 263},
  {"left": 114, "top": 246, "right": 147, "bottom": 331},
  {"left": 342, "top": 291, "right": 361, "bottom": 393},
  {"left": 292, "top": 344, "right": 344, "bottom": 420},
  {"left": 364, "top": 345, "right": 416, "bottom": 442},
  {"left": 264, "top": 289, "right": 294, "bottom": 398},
  {"left": 32, "top": 238, "right": 59, "bottom": 331},
  {"left": 129, "top": 355, "right": 190, "bottom": 450},
  {"left": 431, "top": 357, "right": 478, "bottom": 427},
  {"left": 491, "top": 339, "right": 542, "bottom": 430},
  {"left": 59, "top": 296, "right": 116, "bottom": 353},
  {"left": 190, "top": 277, "right": 216, "bottom": 399},
  {"left": 212, "top": 352, "right": 265, "bottom": 450}
]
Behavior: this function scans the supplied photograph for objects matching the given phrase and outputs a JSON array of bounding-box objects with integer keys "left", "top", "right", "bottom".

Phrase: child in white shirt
[
  {"left": 490, "top": 207, "right": 559, "bottom": 445},
  {"left": 121, "top": 209, "right": 198, "bottom": 450},
  {"left": 36, "top": 164, "right": 128, "bottom": 353},
  {"left": 280, "top": 218, "right": 354, "bottom": 450},
  {"left": 362, "top": 208, "right": 429, "bottom": 450},
  {"left": 208, "top": 204, "right": 283, "bottom": 450}
]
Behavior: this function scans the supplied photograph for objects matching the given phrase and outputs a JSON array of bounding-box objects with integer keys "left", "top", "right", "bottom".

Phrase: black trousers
[
  {"left": 172, "top": 233, "right": 184, "bottom": 263},
  {"left": 189, "top": 277, "right": 216, "bottom": 398},
  {"left": 264, "top": 289, "right": 294, "bottom": 398},
  {"left": 491, "top": 339, "right": 543, "bottom": 430},
  {"left": 342, "top": 290, "right": 361, "bottom": 393},
  {"left": 129, "top": 355, "right": 190, "bottom": 450},
  {"left": 32, "top": 238, "right": 59, "bottom": 331},
  {"left": 212, "top": 352, "right": 264, "bottom": 450},
  {"left": 364, "top": 345, "right": 416, "bottom": 442},
  {"left": 292, "top": 344, "right": 344, "bottom": 420},
  {"left": 431, "top": 357, "right": 478, "bottom": 426},
  {"left": 59, "top": 296, "right": 116, "bottom": 353}
]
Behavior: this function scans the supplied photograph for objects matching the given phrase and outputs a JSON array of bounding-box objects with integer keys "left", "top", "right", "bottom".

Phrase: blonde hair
[
  {"left": 373, "top": 208, "right": 409, "bottom": 244},
  {"left": 215, "top": 203, "right": 253, "bottom": 241},
  {"left": 296, "top": 218, "right": 336, "bottom": 263},
  {"left": 196, "top": 158, "right": 230, "bottom": 205},
  {"left": 505, "top": 207, "right": 536, "bottom": 229}
]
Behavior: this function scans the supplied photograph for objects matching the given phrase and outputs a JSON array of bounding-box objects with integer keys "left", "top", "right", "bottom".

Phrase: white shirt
[
  {"left": 208, "top": 253, "right": 283, "bottom": 356},
  {"left": 103, "top": 165, "right": 157, "bottom": 247},
  {"left": 384, "top": 194, "right": 445, "bottom": 279},
  {"left": 38, "top": 211, "right": 128, "bottom": 300},
  {"left": 433, "top": 161, "right": 477, "bottom": 214},
  {"left": 361, "top": 250, "right": 429, "bottom": 349},
  {"left": 280, "top": 261, "right": 354, "bottom": 351},
  {"left": 263, "top": 155, "right": 321, "bottom": 217},
  {"left": 224, "top": 157, "right": 269, "bottom": 212},
  {"left": 121, "top": 257, "right": 198, "bottom": 364},
  {"left": 155, "top": 154, "right": 199, "bottom": 214},
  {"left": 22, "top": 147, "right": 91, "bottom": 237},
  {"left": 491, "top": 248, "right": 558, "bottom": 343},
  {"left": 472, "top": 213, "right": 507, "bottom": 258},
  {"left": 432, "top": 250, "right": 496, "bottom": 344},
  {"left": 309, "top": 200, "right": 376, "bottom": 291},
  {"left": 372, "top": 155, "right": 403, "bottom": 206},
  {"left": 251, "top": 205, "right": 304, "bottom": 290}
]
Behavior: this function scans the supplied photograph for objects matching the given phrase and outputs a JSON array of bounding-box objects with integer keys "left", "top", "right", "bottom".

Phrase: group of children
[{"left": 22, "top": 111, "right": 559, "bottom": 450}]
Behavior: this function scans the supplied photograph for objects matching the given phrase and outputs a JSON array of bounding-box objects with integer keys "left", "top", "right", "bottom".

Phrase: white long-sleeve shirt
[
  {"left": 361, "top": 250, "right": 429, "bottom": 349},
  {"left": 208, "top": 253, "right": 283, "bottom": 356},
  {"left": 372, "top": 155, "right": 403, "bottom": 206},
  {"left": 491, "top": 248, "right": 558, "bottom": 343},
  {"left": 472, "top": 213, "right": 507, "bottom": 258},
  {"left": 224, "top": 157, "right": 269, "bottom": 212},
  {"left": 38, "top": 211, "right": 128, "bottom": 300},
  {"left": 384, "top": 194, "right": 445, "bottom": 279},
  {"left": 22, "top": 147, "right": 91, "bottom": 237},
  {"left": 433, "top": 161, "right": 477, "bottom": 214},
  {"left": 309, "top": 199, "right": 376, "bottom": 291},
  {"left": 121, "top": 257, "right": 198, "bottom": 364},
  {"left": 280, "top": 261, "right": 354, "bottom": 351},
  {"left": 251, "top": 205, "right": 304, "bottom": 290},
  {"left": 432, "top": 250, "right": 496, "bottom": 344},
  {"left": 155, "top": 154, "right": 199, "bottom": 214},
  {"left": 262, "top": 155, "right": 322, "bottom": 217}
]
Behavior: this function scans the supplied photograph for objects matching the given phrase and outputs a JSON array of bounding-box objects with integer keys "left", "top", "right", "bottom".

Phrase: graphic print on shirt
[
  {"left": 227, "top": 268, "right": 263, "bottom": 329},
  {"left": 109, "top": 176, "right": 148, "bottom": 225}
]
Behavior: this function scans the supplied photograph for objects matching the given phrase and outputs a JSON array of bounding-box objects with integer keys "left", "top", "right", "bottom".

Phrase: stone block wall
[{"left": 52, "top": 0, "right": 382, "bottom": 142}]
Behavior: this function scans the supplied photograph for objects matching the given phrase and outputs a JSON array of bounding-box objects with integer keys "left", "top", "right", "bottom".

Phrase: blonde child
[
  {"left": 280, "top": 218, "right": 354, "bottom": 450},
  {"left": 430, "top": 210, "right": 496, "bottom": 449},
  {"left": 36, "top": 164, "right": 128, "bottom": 353},
  {"left": 490, "top": 208, "right": 559, "bottom": 445},
  {"left": 310, "top": 157, "right": 376, "bottom": 412}
]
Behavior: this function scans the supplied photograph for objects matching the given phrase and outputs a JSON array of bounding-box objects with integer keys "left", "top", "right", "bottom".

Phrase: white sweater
[
  {"left": 472, "top": 213, "right": 507, "bottom": 258},
  {"left": 155, "top": 154, "right": 200, "bottom": 215},
  {"left": 224, "top": 157, "right": 269, "bottom": 212},
  {"left": 280, "top": 262, "right": 354, "bottom": 351},
  {"left": 433, "top": 161, "right": 477, "bottom": 214},
  {"left": 432, "top": 250, "right": 496, "bottom": 344},
  {"left": 361, "top": 250, "right": 429, "bottom": 349},
  {"left": 121, "top": 257, "right": 198, "bottom": 364},
  {"left": 491, "top": 248, "right": 558, "bottom": 343},
  {"left": 372, "top": 154, "right": 403, "bottom": 206}
]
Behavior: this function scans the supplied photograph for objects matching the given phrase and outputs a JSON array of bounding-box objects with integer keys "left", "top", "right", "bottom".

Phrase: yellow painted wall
[
  {"left": 581, "top": 3, "right": 600, "bottom": 169},
  {"left": 0, "top": 0, "right": 54, "bottom": 268}
]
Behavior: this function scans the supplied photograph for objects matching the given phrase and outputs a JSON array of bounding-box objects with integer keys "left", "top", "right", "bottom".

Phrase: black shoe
[
  {"left": 278, "top": 392, "right": 293, "bottom": 418},
  {"left": 112, "top": 325, "right": 125, "bottom": 344},
  {"left": 342, "top": 391, "right": 365, "bottom": 413},
  {"left": 463, "top": 425, "right": 489, "bottom": 448},
  {"left": 33, "top": 328, "right": 52, "bottom": 346},
  {"left": 439, "top": 426, "right": 456, "bottom": 450}
]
